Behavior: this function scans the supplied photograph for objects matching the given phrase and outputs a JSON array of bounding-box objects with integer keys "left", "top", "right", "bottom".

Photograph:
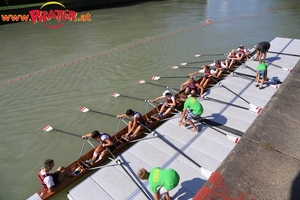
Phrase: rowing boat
[
  {"left": 30, "top": 94, "right": 184, "bottom": 200},
  {"left": 29, "top": 49, "right": 255, "bottom": 200}
]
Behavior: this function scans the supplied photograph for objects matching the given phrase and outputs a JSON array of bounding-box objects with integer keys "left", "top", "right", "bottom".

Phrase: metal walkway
[{"left": 66, "top": 37, "right": 299, "bottom": 200}]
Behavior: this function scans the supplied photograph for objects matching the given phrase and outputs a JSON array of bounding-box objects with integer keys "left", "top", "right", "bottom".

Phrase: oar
[
  {"left": 193, "top": 53, "right": 227, "bottom": 57},
  {"left": 268, "top": 51, "right": 300, "bottom": 57},
  {"left": 171, "top": 65, "right": 202, "bottom": 70},
  {"left": 212, "top": 80, "right": 262, "bottom": 114},
  {"left": 100, "top": 140, "right": 152, "bottom": 199},
  {"left": 178, "top": 60, "right": 214, "bottom": 66},
  {"left": 42, "top": 125, "right": 95, "bottom": 148},
  {"left": 138, "top": 79, "right": 180, "bottom": 91},
  {"left": 111, "top": 92, "right": 148, "bottom": 102},
  {"left": 203, "top": 95, "right": 252, "bottom": 112},
  {"left": 198, "top": 119, "right": 240, "bottom": 143},
  {"left": 111, "top": 92, "right": 157, "bottom": 108},
  {"left": 267, "top": 62, "right": 292, "bottom": 72},
  {"left": 79, "top": 106, "right": 117, "bottom": 119},
  {"left": 151, "top": 75, "right": 203, "bottom": 80},
  {"left": 200, "top": 118, "right": 243, "bottom": 138},
  {"left": 137, "top": 122, "right": 212, "bottom": 179}
]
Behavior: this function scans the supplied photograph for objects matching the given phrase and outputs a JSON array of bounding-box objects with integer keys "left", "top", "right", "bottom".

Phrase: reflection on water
[{"left": 0, "top": 0, "right": 299, "bottom": 199}]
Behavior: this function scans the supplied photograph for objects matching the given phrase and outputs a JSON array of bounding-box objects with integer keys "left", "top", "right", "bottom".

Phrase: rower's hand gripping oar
[{"left": 137, "top": 122, "right": 212, "bottom": 179}]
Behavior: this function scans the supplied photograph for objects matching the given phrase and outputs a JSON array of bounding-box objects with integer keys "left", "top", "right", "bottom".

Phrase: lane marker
[{"left": 1, "top": 2, "right": 298, "bottom": 87}]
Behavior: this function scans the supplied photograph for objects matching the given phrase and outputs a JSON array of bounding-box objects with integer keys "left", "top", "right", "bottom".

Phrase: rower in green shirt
[{"left": 255, "top": 60, "right": 268, "bottom": 89}]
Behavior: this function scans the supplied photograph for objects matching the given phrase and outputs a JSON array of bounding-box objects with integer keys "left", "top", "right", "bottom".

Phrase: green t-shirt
[
  {"left": 148, "top": 167, "right": 180, "bottom": 193},
  {"left": 184, "top": 97, "right": 203, "bottom": 115},
  {"left": 257, "top": 63, "right": 267, "bottom": 70}
]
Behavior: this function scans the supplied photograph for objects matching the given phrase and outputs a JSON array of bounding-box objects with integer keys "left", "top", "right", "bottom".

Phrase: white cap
[{"left": 162, "top": 90, "right": 171, "bottom": 97}]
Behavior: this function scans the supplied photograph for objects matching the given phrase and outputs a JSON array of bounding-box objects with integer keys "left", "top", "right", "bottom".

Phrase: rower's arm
[
  {"left": 116, "top": 113, "right": 126, "bottom": 119},
  {"left": 82, "top": 133, "right": 92, "bottom": 139}
]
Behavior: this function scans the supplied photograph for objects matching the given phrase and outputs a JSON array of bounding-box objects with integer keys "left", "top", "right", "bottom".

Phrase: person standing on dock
[
  {"left": 137, "top": 167, "right": 180, "bottom": 200},
  {"left": 117, "top": 109, "right": 144, "bottom": 140},
  {"left": 82, "top": 130, "right": 115, "bottom": 164},
  {"left": 38, "top": 159, "right": 75, "bottom": 193},
  {"left": 254, "top": 41, "right": 271, "bottom": 61},
  {"left": 178, "top": 94, "right": 203, "bottom": 132},
  {"left": 255, "top": 60, "right": 268, "bottom": 89}
]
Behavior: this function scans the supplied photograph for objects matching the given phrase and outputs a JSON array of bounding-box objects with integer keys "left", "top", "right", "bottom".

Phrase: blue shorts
[
  {"left": 185, "top": 109, "right": 201, "bottom": 121},
  {"left": 258, "top": 70, "right": 267, "bottom": 79}
]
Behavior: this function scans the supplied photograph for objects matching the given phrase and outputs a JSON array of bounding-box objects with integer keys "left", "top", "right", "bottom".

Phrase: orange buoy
[{"left": 206, "top": 19, "right": 211, "bottom": 23}]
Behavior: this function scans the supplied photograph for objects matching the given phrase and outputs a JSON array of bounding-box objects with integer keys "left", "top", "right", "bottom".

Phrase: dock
[{"left": 64, "top": 37, "right": 299, "bottom": 200}]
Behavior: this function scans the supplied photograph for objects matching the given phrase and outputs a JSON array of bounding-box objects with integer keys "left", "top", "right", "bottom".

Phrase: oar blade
[
  {"left": 193, "top": 54, "right": 201, "bottom": 57},
  {"left": 138, "top": 79, "right": 145, "bottom": 84},
  {"left": 248, "top": 104, "right": 262, "bottom": 114},
  {"left": 171, "top": 65, "right": 179, "bottom": 69},
  {"left": 111, "top": 92, "right": 120, "bottom": 97},
  {"left": 227, "top": 135, "right": 240, "bottom": 143},
  {"left": 270, "top": 84, "right": 280, "bottom": 89},
  {"left": 282, "top": 67, "right": 292, "bottom": 72},
  {"left": 201, "top": 167, "right": 212, "bottom": 179},
  {"left": 79, "top": 106, "right": 89, "bottom": 113},
  {"left": 43, "top": 124, "right": 53, "bottom": 132},
  {"left": 179, "top": 62, "right": 187, "bottom": 66},
  {"left": 151, "top": 76, "right": 160, "bottom": 80}
]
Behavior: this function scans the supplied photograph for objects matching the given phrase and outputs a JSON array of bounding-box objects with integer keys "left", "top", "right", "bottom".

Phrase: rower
[
  {"left": 38, "top": 159, "right": 75, "bottom": 193},
  {"left": 150, "top": 90, "right": 176, "bottom": 117},
  {"left": 210, "top": 60, "right": 226, "bottom": 79},
  {"left": 180, "top": 77, "right": 204, "bottom": 96},
  {"left": 82, "top": 130, "right": 115, "bottom": 165},
  {"left": 116, "top": 109, "right": 145, "bottom": 141}
]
